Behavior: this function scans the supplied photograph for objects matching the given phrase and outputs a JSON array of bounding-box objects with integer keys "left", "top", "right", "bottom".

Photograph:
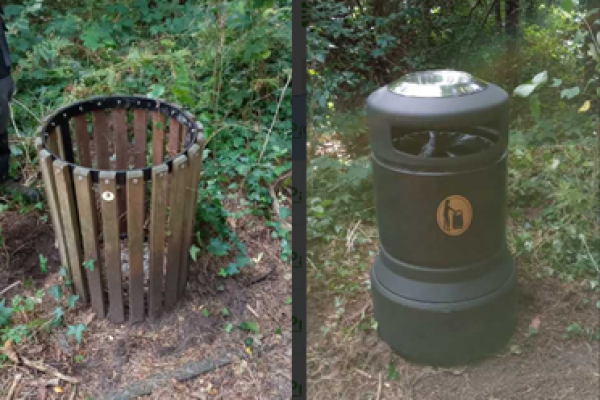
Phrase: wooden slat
[
  {"left": 55, "top": 127, "right": 67, "bottom": 161},
  {"left": 36, "top": 144, "right": 69, "bottom": 271},
  {"left": 53, "top": 160, "right": 88, "bottom": 303},
  {"left": 46, "top": 129, "right": 60, "bottom": 156},
  {"left": 167, "top": 119, "right": 181, "bottom": 158},
  {"left": 112, "top": 109, "right": 129, "bottom": 232},
  {"left": 127, "top": 170, "right": 145, "bottom": 323},
  {"left": 113, "top": 109, "right": 129, "bottom": 170},
  {"left": 164, "top": 155, "right": 188, "bottom": 310},
  {"left": 93, "top": 111, "right": 111, "bottom": 169},
  {"left": 73, "top": 115, "right": 91, "bottom": 167},
  {"left": 133, "top": 109, "right": 147, "bottom": 168},
  {"left": 149, "top": 164, "right": 168, "bottom": 319},
  {"left": 152, "top": 112, "right": 166, "bottom": 165},
  {"left": 73, "top": 167, "right": 106, "bottom": 318},
  {"left": 178, "top": 139, "right": 205, "bottom": 296},
  {"left": 99, "top": 171, "right": 125, "bottom": 323}
]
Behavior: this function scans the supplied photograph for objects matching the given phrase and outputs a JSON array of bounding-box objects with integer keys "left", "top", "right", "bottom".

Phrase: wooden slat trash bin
[{"left": 35, "top": 96, "right": 205, "bottom": 323}]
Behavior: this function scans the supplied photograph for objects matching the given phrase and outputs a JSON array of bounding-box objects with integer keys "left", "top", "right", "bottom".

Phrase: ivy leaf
[
  {"left": 239, "top": 321, "right": 260, "bottom": 333},
  {"left": 147, "top": 84, "right": 166, "bottom": 99},
  {"left": 39, "top": 254, "right": 48, "bottom": 273},
  {"left": 189, "top": 245, "right": 201, "bottom": 262},
  {"left": 83, "top": 259, "right": 95, "bottom": 272},
  {"left": 387, "top": 360, "right": 400, "bottom": 381},
  {"left": 67, "top": 295, "right": 79, "bottom": 309},
  {"left": 48, "top": 285, "right": 63, "bottom": 301},
  {"left": 207, "top": 238, "right": 231, "bottom": 256},
  {"left": 550, "top": 78, "right": 562, "bottom": 87},
  {"left": 279, "top": 206, "right": 291, "bottom": 220},
  {"left": 53, "top": 307, "right": 64, "bottom": 323},
  {"left": 0, "top": 299, "right": 14, "bottom": 327},
  {"left": 223, "top": 323, "right": 234, "bottom": 333},
  {"left": 560, "top": 87, "right": 580, "bottom": 99},
  {"left": 67, "top": 324, "right": 87, "bottom": 344},
  {"left": 513, "top": 84, "right": 537, "bottom": 98},
  {"left": 226, "top": 263, "right": 240, "bottom": 276},
  {"left": 81, "top": 25, "right": 110, "bottom": 51}
]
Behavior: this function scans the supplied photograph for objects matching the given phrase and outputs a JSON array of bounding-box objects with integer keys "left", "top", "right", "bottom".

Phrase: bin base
[{"left": 370, "top": 254, "right": 517, "bottom": 366}]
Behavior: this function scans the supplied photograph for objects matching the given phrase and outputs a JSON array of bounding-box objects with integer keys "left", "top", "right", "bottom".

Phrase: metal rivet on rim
[
  {"left": 51, "top": 122, "right": 56, "bottom": 126},
  {"left": 160, "top": 173, "right": 165, "bottom": 177},
  {"left": 133, "top": 179, "right": 139, "bottom": 184},
  {"left": 78, "top": 176, "right": 83, "bottom": 181},
  {"left": 97, "top": 102, "right": 102, "bottom": 106},
  {"left": 63, "top": 113, "right": 67, "bottom": 117},
  {"left": 105, "top": 179, "right": 110, "bottom": 184},
  {"left": 181, "top": 165, "right": 185, "bottom": 169},
  {"left": 137, "top": 101, "right": 141, "bottom": 105},
  {"left": 79, "top": 106, "right": 83, "bottom": 111}
]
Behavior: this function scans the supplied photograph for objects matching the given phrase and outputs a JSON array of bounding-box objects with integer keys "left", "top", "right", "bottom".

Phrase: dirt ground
[
  {"left": 0, "top": 201, "right": 291, "bottom": 399},
  {"left": 307, "top": 247, "right": 600, "bottom": 400}
]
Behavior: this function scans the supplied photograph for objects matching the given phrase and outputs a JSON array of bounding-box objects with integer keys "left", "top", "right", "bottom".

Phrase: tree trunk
[
  {"left": 584, "top": 0, "right": 599, "bottom": 86},
  {"left": 525, "top": 0, "right": 537, "bottom": 23},
  {"left": 504, "top": 0, "right": 520, "bottom": 87},
  {"left": 495, "top": 0, "right": 503, "bottom": 33}
]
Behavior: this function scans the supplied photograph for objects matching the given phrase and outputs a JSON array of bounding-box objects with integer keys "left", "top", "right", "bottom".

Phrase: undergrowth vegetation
[
  {"left": 0, "top": 0, "right": 291, "bottom": 354},
  {"left": 2, "top": 0, "right": 292, "bottom": 277},
  {"left": 307, "top": 0, "right": 599, "bottom": 286}
]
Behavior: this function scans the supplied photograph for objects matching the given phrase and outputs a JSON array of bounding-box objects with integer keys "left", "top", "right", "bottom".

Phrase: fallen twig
[
  {"left": 7, "top": 373, "right": 22, "bottom": 400},
  {"left": 20, "top": 357, "right": 80, "bottom": 384},
  {"left": 0, "top": 341, "right": 80, "bottom": 384},
  {"left": 246, "top": 304, "right": 260, "bottom": 318},
  {"left": 69, "top": 385, "right": 78, "bottom": 400},
  {"left": 106, "top": 350, "right": 244, "bottom": 400},
  {"left": 0, "top": 281, "right": 21, "bottom": 296},
  {"left": 376, "top": 372, "right": 383, "bottom": 400}
]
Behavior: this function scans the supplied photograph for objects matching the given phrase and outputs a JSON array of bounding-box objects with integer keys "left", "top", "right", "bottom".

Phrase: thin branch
[
  {"left": 12, "top": 98, "right": 42, "bottom": 123},
  {"left": 257, "top": 72, "right": 292, "bottom": 164}
]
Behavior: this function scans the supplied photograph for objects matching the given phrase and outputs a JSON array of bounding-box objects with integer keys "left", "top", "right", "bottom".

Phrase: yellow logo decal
[{"left": 437, "top": 195, "right": 472, "bottom": 236}]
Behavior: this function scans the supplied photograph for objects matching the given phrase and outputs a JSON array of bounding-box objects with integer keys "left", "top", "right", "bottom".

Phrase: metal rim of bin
[{"left": 35, "top": 95, "right": 206, "bottom": 324}]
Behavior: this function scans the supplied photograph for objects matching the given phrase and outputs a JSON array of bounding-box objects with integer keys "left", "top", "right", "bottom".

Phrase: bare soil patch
[
  {"left": 0, "top": 201, "right": 291, "bottom": 399},
  {"left": 308, "top": 247, "right": 599, "bottom": 400}
]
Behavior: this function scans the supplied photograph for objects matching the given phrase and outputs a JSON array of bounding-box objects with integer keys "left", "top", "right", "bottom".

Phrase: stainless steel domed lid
[{"left": 388, "top": 70, "right": 488, "bottom": 98}]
